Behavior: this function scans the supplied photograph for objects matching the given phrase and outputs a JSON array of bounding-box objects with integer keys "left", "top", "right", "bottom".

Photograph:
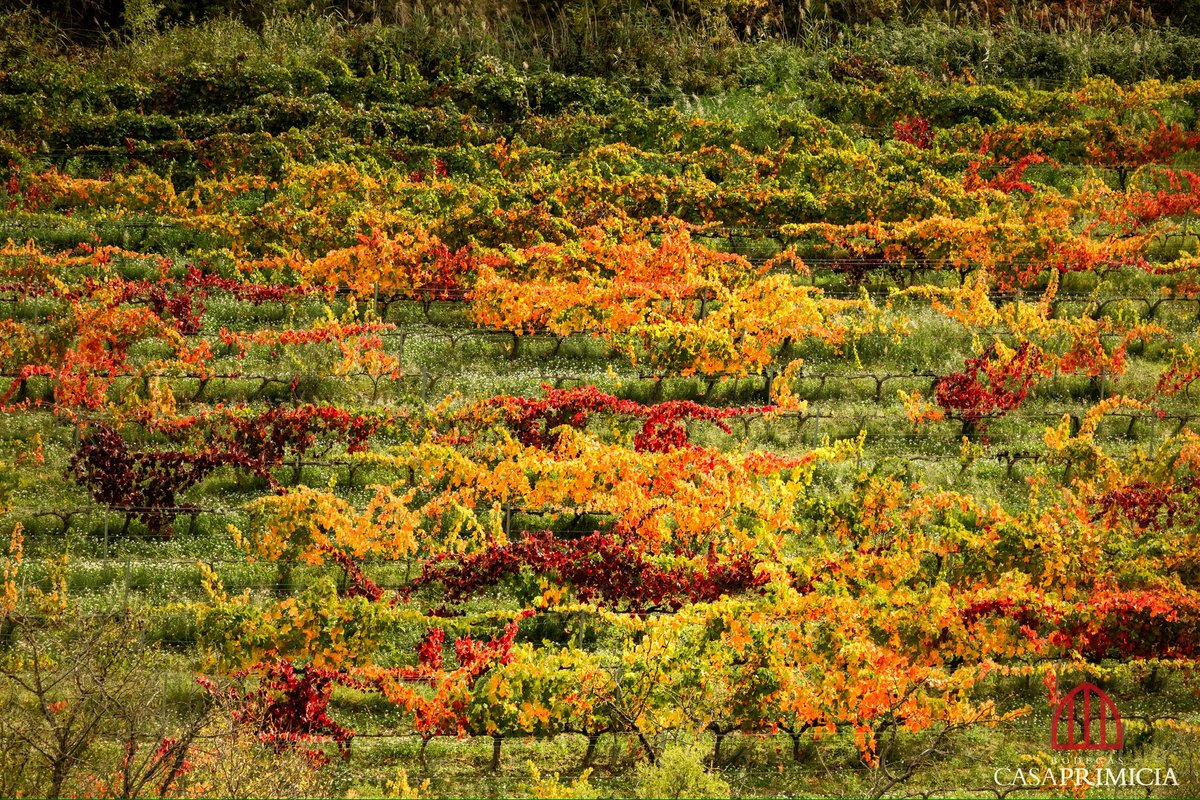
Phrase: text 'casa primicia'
[{"left": 994, "top": 767, "right": 1178, "bottom": 788}]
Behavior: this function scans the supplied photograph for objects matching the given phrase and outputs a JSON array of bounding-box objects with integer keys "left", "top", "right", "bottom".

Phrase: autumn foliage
[{"left": 4, "top": 30, "right": 1200, "bottom": 798}]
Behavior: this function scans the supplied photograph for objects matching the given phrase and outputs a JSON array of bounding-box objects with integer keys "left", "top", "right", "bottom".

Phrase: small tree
[
  {"left": 170, "top": 691, "right": 333, "bottom": 799},
  {"left": 0, "top": 529, "right": 210, "bottom": 798}
]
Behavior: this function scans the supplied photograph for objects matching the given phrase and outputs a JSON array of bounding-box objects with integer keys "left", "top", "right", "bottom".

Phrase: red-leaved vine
[
  {"left": 488, "top": 385, "right": 772, "bottom": 452},
  {"left": 935, "top": 342, "right": 1045, "bottom": 436},
  {"left": 413, "top": 530, "right": 765, "bottom": 610}
]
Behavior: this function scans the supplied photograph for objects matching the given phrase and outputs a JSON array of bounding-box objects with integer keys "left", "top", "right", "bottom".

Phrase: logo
[
  {"left": 992, "top": 681, "right": 1177, "bottom": 790},
  {"left": 1050, "top": 682, "right": 1122, "bottom": 751}
]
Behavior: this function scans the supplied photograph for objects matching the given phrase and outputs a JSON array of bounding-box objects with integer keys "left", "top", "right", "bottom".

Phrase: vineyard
[{"left": 4, "top": 2, "right": 1200, "bottom": 797}]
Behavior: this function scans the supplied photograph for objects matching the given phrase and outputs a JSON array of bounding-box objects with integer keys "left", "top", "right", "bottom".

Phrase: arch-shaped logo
[{"left": 1050, "top": 682, "right": 1123, "bottom": 751}]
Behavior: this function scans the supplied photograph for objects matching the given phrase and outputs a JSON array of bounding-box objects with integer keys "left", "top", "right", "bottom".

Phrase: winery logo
[
  {"left": 992, "top": 683, "right": 1178, "bottom": 789},
  {"left": 1050, "top": 682, "right": 1122, "bottom": 751}
]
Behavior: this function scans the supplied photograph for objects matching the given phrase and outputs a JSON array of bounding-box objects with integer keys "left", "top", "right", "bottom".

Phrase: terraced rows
[{"left": 4, "top": 16, "right": 1200, "bottom": 799}]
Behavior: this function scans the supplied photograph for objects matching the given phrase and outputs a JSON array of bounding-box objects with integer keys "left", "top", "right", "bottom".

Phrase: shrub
[{"left": 634, "top": 742, "right": 732, "bottom": 799}]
